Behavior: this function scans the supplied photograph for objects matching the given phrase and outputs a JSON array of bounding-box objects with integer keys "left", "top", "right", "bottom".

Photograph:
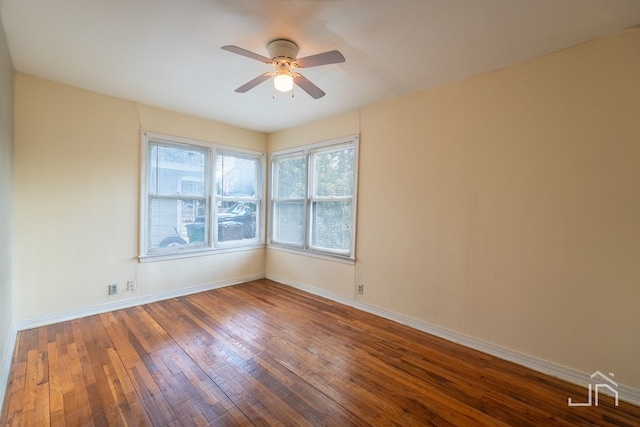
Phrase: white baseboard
[
  {"left": 267, "top": 274, "right": 640, "bottom": 407},
  {"left": 15, "top": 273, "right": 266, "bottom": 331},
  {"left": 0, "top": 322, "right": 18, "bottom": 414}
]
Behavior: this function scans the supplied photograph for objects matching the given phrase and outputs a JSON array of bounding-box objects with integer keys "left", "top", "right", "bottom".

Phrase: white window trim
[
  {"left": 268, "top": 134, "right": 359, "bottom": 261},
  {"left": 139, "top": 131, "right": 266, "bottom": 262}
]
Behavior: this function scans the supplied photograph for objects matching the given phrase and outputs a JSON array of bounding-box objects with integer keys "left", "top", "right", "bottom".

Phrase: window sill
[
  {"left": 139, "top": 243, "right": 265, "bottom": 263},
  {"left": 267, "top": 244, "right": 356, "bottom": 265}
]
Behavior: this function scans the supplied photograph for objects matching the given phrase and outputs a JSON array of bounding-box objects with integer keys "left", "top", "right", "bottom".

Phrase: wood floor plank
[
  {"left": 46, "top": 341, "right": 65, "bottom": 425},
  {"left": 2, "top": 279, "right": 639, "bottom": 426}
]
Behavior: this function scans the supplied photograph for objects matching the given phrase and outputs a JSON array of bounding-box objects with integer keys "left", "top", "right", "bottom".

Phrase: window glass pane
[
  {"left": 216, "top": 153, "right": 257, "bottom": 198},
  {"left": 217, "top": 201, "right": 257, "bottom": 242},
  {"left": 148, "top": 198, "right": 207, "bottom": 251},
  {"left": 149, "top": 143, "right": 206, "bottom": 196},
  {"left": 314, "top": 147, "right": 354, "bottom": 198},
  {"left": 310, "top": 201, "right": 352, "bottom": 252},
  {"left": 276, "top": 156, "right": 306, "bottom": 199},
  {"left": 273, "top": 201, "right": 305, "bottom": 245}
]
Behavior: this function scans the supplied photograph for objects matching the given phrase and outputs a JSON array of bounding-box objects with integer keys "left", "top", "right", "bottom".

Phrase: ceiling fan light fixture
[
  {"left": 222, "top": 38, "right": 344, "bottom": 99},
  {"left": 273, "top": 68, "right": 294, "bottom": 92}
]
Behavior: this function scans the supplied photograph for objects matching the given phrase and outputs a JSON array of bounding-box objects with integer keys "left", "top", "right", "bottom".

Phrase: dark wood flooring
[{"left": 2, "top": 279, "right": 638, "bottom": 426}]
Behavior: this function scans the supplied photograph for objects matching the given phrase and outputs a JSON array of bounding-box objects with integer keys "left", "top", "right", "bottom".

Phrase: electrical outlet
[
  {"left": 108, "top": 284, "right": 118, "bottom": 295},
  {"left": 357, "top": 284, "right": 364, "bottom": 295},
  {"left": 127, "top": 280, "right": 137, "bottom": 293}
]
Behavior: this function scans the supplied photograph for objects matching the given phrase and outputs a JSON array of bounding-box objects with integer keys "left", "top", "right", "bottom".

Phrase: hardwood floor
[{"left": 2, "top": 279, "right": 639, "bottom": 426}]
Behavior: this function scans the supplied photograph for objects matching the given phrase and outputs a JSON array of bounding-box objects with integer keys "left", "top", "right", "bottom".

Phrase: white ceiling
[{"left": 2, "top": 0, "right": 639, "bottom": 132}]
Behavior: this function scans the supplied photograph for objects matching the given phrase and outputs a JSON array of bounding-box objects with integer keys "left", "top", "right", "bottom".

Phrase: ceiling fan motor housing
[{"left": 267, "top": 39, "right": 299, "bottom": 62}]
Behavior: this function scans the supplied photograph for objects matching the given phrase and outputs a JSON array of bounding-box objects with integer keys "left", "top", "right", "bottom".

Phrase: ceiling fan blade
[
  {"left": 296, "top": 50, "right": 345, "bottom": 68},
  {"left": 235, "top": 73, "right": 273, "bottom": 93},
  {"left": 293, "top": 73, "right": 325, "bottom": 99},
  {"left": 221, "top": 45, "right": 272, "bottom": 64}
]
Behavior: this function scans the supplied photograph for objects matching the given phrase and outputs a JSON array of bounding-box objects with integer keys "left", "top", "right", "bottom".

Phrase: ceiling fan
[{"left": 221, "top": 39, "right": 345, "bottom": 99}]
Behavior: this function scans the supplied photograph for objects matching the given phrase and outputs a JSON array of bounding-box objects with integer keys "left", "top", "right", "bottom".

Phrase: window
[
  {"left": 270, "top": 135, "right": 358, "bottom": 259},
  {"left": 215, "top": 151, "right": 260, "bottom": 243},
  {"left": 146, "top": 141, "right": 210, "bottom": 252},
  {"left": 141, "top": 132, "right": 264, "bottom": 258}
]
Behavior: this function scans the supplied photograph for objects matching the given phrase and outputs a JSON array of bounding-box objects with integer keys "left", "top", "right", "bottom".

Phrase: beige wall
[
  {"left": 268, "top": 29, "right": 640, "bottom": 390},
  {"left": 0, "top": 13, "right": 15, "bottom": 403},
  {"left": 13, "top": 75, "right": 267, "bottom": 322}
]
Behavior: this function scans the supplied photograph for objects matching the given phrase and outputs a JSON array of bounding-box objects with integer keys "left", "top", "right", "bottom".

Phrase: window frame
[
  {"left": 269, "top": 134, "right": 359, "bottom": 261},
  {"left": 140, "top": 131, "right": 265, "bottom": 261}
]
